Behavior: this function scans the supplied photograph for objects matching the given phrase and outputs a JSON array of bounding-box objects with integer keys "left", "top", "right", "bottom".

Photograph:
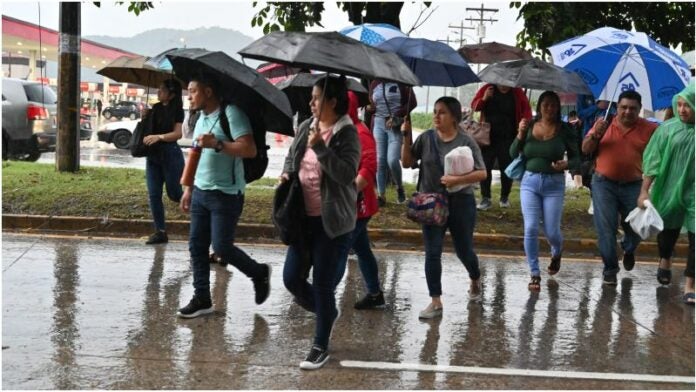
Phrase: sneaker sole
[
  {"left": 300, "top": 354, "right": 330, "bottom": 370},
  {"left": 177, "top": 307, "right": 213, "bottom": 319}
]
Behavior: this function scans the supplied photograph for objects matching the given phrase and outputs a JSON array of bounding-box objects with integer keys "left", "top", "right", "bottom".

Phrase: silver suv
[{"left": 2, "top": 78, "right": 58, "bottom": 161}]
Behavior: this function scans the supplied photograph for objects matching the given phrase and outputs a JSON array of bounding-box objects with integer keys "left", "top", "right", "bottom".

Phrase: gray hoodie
[{"left": 283, "top": 114, "right": 361, "bottom": 239}]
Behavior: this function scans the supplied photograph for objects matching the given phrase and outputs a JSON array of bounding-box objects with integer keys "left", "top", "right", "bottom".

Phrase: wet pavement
[{"left": 2, "top": 233, "right": 694, "bottom": 389}]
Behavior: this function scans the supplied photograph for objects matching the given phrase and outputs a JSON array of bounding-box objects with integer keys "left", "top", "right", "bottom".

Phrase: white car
[{"left": 97, "top": 119, "right": 138, "bottom": 149}]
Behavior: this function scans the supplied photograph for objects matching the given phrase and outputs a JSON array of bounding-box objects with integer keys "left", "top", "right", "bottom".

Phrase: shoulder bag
[
  {"left": 459, "top": 111, "right": 490, "bottom": 147},
  {"left": 272, "top": 172, "right": 306, "bottom": 245},
  {"left": 382, "top": 83, "right": 404, "bottom": 132},
  {"left": 129, "top": 113, "right": 154, "bottom": 158},
  {"left": 406, "top": 130, "right": 449, "bottom": 226}
]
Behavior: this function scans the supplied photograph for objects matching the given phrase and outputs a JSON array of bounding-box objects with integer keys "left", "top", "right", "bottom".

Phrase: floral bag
[{"left": 406, "top": 130, "right": 449, "bottom": 226}]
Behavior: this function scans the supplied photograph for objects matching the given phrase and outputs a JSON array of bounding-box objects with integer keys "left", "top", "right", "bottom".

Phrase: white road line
[{"left": 340, "top": 360, "right": 695, "bottom": 385}]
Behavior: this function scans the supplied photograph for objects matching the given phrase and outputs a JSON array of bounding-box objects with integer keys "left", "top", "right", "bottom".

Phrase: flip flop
[
  {"left": 657, "top": 268, "right": 672, "bottom": 285},
  {"left": 683, "top": 292, "right": 695, "bottom": 305}
]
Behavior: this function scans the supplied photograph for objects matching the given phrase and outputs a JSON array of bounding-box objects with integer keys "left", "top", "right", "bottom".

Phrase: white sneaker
[
  {"left": 499, "top": 199, "right": 511, "bottom": 208},
  {"left": 418, "top": 303, "right": 443, "bottom": 319},
  {"left": 588, "top": 200, "right": 594, "bottom": 215}
]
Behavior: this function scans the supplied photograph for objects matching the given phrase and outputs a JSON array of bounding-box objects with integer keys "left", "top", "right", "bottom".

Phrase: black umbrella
[
  {"left": 238, "top": 31, "right": 421, "bottom": 86},
  {"left": 478, "top": 58, "right": 593, "bottom": 95},
  {"left": 155, "top": 48, "right": 294, "bottom": 136},
  {"left": 274, "top": 73, "right": 369, "bottom": 113}
]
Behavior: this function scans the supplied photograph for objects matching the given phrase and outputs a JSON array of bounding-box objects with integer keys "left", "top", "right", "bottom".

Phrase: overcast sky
[{"left": 3, "top": 1, "right": 524, "bottom": 46}]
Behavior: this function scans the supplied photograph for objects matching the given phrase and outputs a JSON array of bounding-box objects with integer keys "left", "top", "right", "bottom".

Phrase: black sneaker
[
  {"left": 299, "top": 345, "right": 329, "bottom": 370},
  {"left": 177, "top": 296, "right": 213, "bottom": 318},
  {"left": 622, "top": 252, "right": 635, "bottom": 271},
  {"left": 209, "top": 253, "right": 221, "bottom": 264},
  {"left": 377, "top": 196, "right": 386, "bottom": 208},
  {"left": 397, "top": 188, "right": 406, "bottom": 204},
  {"left": 252, "top": 264, "right": 272, "bottom": 305},
  {"left": 603, "top": 274, "right": 618, "bottom": 286},
  {"left": 354, "top": 291, "right": 386, "bottom": 310},
  {"left": 146, "top": 230, "right": 168, "bottom": 245}
]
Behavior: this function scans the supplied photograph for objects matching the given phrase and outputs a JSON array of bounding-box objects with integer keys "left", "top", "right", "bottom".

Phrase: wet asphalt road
[{"left": 2, "top": 234, "right": 694, "bottom": 389}]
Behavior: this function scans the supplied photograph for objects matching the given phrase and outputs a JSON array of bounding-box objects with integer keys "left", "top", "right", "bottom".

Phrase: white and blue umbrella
[
  {"left": 549, "top": 27, "right": 692, "bottom": 110},
  {"left": 339, "top": 23, "right": 406, "bottom": 47}
]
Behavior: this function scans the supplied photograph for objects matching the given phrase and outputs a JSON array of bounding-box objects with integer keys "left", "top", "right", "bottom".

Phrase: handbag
[
  {"left": 459, "top": 115, "right": 491, "bottom": 147},
  {"left": 504, "top": 154, "right": 526, "bottom": 181},
  {"left": 406, "top": 130, "right": 449, "bottom": 226},
  {"left": 382, "top": 83, "right": 404, "bottom": 132},
  {"left": 272, "top": 173, "right": 306, "bottom": 245},
  {"left": 129, "top": 113, "right": 154, "bottom": 158}
]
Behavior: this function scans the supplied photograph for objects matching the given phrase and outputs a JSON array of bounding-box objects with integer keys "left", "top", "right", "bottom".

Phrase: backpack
[{"left": 218, "top": 103, "right": 269, "bottom": 184}]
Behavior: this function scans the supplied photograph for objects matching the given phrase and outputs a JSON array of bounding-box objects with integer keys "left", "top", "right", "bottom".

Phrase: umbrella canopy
[
  {"left": 274, "top": 73, "right": 369, "bottom": 113},
  {"left": 377, "top": 36, "right": 479, "bottom": 87},
  {"left": 339, "top": 23, "right": 406, "bottom": 46},
  {"left": 458, "top": 41, "right": 532, "bottom": 64},
  {"left": 478, "top": 58, "right": 593, "bottom": 95},
  {"left": 97, "top": 55, "right": 175, "bottom": 88},
  {"left": 681, "top": 50, "right": 694, "bottom": 70},
  {"left": 256, "top": 62, "right": 303, "bottom": 84},
  {"left": 548, "top": 27, "right": 692, "bottom": 110},
  {"left": 157, "top": 48, "right": 294, "bottom": 136},
  {"left": 238, "top": 31, "right": 421, "bottom": 86}
]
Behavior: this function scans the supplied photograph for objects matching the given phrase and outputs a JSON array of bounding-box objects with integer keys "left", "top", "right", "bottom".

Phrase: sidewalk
[{"left": 2, "top": 214, "right": 689, "bottom": 262}]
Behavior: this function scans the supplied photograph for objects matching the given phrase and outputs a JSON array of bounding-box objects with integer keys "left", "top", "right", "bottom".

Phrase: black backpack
[{"left": 218, "top": 104, "right": 269, "bottom": 184}]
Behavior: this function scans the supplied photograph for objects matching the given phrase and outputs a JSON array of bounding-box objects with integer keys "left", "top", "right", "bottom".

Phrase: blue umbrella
[
  {"left": 549, "top": 27, "right": 692, "bottom": 111},
  {"left": 339, "top": 23, "right": 406, "bottom": 47},
  {"left": 376, "top": 37, "right": 479, "bottom": 87}
]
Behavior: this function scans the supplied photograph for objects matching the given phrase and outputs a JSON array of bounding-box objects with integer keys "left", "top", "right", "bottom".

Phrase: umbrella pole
[{"left": 604, "top": 49, "right": 632, "bottom": 121}]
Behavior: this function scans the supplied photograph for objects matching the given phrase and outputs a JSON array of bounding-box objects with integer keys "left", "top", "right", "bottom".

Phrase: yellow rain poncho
[{"left": 642, "top": 80, "right": 695, "bottom": 232}]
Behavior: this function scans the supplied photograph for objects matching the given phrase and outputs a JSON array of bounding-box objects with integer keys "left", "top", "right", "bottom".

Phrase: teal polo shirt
[{"left": 193, "top": 104, "right": 252, "bottom": 195}]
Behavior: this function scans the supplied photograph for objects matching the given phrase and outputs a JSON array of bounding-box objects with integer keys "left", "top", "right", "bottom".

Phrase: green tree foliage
[
  {"left": 511, "top": 2, "right": 695, "bottom": 58},
  {"left": 251, "top": 2, "right": 406, "bottom": 32}
]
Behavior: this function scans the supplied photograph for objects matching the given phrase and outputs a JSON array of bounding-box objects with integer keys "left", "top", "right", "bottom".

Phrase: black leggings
[
  {"left": 657, "top": 229, "right": 695, "bottom": 278},
  {"left": 480, "top": 139, "right": 513, "bottom": 200}
]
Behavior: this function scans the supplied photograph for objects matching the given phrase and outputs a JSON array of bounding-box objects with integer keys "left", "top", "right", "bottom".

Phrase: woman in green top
[
  {"left": 510, "top": 91, "right": 580, "bottom": 291},
  {"left": 638, "top": 80, "right": 694, "bottom": 304}
]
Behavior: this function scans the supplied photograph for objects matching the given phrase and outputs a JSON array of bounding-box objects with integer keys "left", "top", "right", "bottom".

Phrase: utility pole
[
  {"left": 449, "top": 20, "right": 476, "bottom": 103},
  {"left": 465, "top": 3, "right": 499, "bottom": 45},
  {"left": 57, "top": 2, "right": 80, "bottom": 172}
]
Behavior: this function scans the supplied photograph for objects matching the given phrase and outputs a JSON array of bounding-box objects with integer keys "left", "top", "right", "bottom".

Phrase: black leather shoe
[{"left": 146, "top": 230, "right": 168, "bottom": 245}]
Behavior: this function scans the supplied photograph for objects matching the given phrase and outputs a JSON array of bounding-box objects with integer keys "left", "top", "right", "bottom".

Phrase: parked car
[
  {"left": 80, "top": 114, "right": 93, "bottom": 141},
  {"left": 97, "top": 119, "right": 138, "bottom": 149},
  {"left": 2, "top": 77, "right": 58, "bottom": 161},
  {"left": 102, "top": 101, "right": 141, "bottom": 120}
]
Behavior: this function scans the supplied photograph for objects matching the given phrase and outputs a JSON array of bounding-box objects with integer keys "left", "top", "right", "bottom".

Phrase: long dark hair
[
  {"left": 434, "top": 96, "right": 462, "bottom": 126},
  {"left": 313, "top": 75, "right": 349, "bottom": 116},
  {"left": 535, "top": 91, "right": 561, "bottom": 123},
  {"left": 161, "top": 78, "right": 183, "bottom": 111}
]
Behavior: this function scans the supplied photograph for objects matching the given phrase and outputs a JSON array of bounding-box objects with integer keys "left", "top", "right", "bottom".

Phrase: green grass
[
  {"left": 2, "top": 162, "right": 599, "bottom": 238},
  {"left": 411, "top": 112, "right": 432, "bottom": 131}
]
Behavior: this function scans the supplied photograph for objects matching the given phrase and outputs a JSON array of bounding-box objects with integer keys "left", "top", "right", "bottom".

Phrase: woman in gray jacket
[{"left": 280, "top": 76, "right": 360, "bottom": 370}]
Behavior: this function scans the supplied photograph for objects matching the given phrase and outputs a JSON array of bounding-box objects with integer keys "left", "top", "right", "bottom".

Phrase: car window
[{"left": 23, "top": 84, "right": 57, "bottom": 104}]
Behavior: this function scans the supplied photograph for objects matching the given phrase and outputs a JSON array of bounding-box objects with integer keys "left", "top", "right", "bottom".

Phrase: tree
[
  {"left": 511, "top": 2, "right": 695, "bottom": 59},
  {"left": 251, "top": 2, "right": 414, "bottom": 32}
]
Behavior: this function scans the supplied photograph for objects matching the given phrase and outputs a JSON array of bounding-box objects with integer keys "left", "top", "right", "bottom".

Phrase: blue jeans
[
  {"left": 189, "top": 188, "right": 264, "bottom": 299},
  {"left": 519, "top": 172, "right": 565, "bottom": 277},
  {"left": 591, "top": 173, "right": 642, "bottom": 277},
  {"left": 422, "top": 193, "right": 480, "bottom": 297},
  {"left": 146, "top": 143, "right": 184, "bottom": 231},
  {"left": 283, "top": 216, "right": 351, "bottom": 350},
  {"left": 334, "top": 217, "right": 381, "bottom": 295},
  {"left": 373, "top": 116, "right": 403, "bottom": 195}
]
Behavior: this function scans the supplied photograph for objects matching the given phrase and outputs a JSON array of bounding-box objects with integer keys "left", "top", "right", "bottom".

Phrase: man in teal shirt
[{"left": 178, "top": 73, "right": 271, "bottom": 318}]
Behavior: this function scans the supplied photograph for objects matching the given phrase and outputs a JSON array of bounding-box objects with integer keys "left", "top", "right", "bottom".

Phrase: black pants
[
  {"left": 480, "top": 138, "right": 513, "bottom": 200},
  {"left": 657, "top": 229, "right": 695, "bottom": 278}
]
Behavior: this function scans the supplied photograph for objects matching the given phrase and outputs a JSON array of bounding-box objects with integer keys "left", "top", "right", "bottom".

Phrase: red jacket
[
  {"left": 348, "top": 91, "right": 378, "bottom": 218},
  {"left": 471, "top": 83, "right": 532, "bottom": 124}
]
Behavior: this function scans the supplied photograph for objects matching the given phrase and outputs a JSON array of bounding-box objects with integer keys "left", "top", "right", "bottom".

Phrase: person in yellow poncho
[{"left": 638, "top": 80, "right": 695, "bottom": 305}]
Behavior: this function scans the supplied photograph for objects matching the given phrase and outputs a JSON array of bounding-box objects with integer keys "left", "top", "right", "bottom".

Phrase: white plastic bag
[
  {"left": 625, "top": 200, "right": 664, "bottom": 240},
  {"left": 444, "top": 146, "right": 474, "bottom": 193}
]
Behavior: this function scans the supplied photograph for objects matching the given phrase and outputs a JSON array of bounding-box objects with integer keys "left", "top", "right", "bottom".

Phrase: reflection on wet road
[{"left": 2, "top": 234, "right": 694, "bottom": 389}]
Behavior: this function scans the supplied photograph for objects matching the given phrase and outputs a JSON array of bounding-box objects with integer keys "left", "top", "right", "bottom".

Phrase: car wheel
[
  {"left": 103, "top": 110, "right": 112, "bottom": 119},
  {"left": 111, "top": 129, "right": 132, "bottom": 149},
  {"left": 129, "top": 112, "right": 137, "bottom": 120}
]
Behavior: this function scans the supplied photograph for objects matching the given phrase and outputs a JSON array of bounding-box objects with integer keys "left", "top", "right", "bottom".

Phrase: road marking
[{"left": 340, "top": 360, "right": 695, "bottom": 384}]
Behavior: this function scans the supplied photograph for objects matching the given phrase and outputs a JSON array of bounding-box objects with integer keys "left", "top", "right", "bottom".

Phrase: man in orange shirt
[{"left": 582, "top": 90, "right": 658, "bottom": 285}]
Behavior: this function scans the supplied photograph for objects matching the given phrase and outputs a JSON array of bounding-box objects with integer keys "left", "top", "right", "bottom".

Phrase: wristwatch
[{"left": 214, "top": 139, "right": 224, "bottom": 153}]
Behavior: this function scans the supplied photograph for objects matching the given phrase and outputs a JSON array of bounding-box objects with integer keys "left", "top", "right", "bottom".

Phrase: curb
[{"left": 2, "top": 214, "right": 688, "bottom": 261}]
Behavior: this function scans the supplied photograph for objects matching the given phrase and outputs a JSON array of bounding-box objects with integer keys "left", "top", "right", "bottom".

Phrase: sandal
[
  {"left": 528, "top": 276, "right": 541, "bottom": 291},
  {"left": 656, "top": 268, "right": 672, "bottom": 285},
  {"left": 548, "top": 254, "right": 562, "bottom": 275},
  {"left": 682, "top": 292, "right": 695, "bottom": 305}
]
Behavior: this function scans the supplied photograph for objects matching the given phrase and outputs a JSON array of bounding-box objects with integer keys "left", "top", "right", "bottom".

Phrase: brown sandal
[
  {"left": 548, "top": 254, "right": 562, "bottom": 275},
  {"left": 528, "top": 276, "right": 541, "bottom": 291}
]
